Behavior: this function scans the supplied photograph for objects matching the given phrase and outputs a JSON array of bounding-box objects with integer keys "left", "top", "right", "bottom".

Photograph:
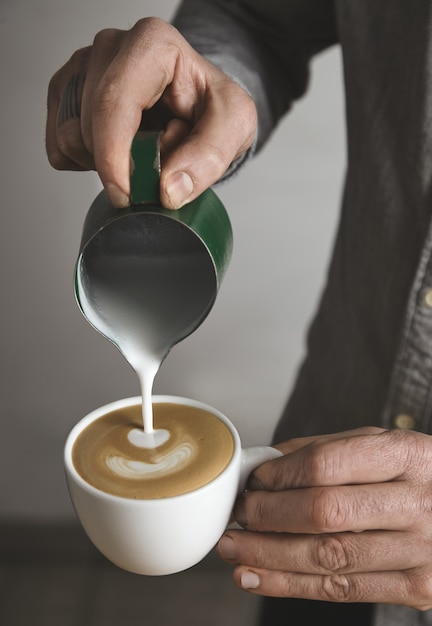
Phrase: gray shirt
[{"left": 174, "top": 1, "right": 432, "bottom": 624}]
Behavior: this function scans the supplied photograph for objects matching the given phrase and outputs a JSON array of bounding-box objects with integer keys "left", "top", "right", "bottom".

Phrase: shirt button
[
  {"left": 393, "top": 413, "right": 416, "bottom": 430},
  {"left": 424, "top": 289, "right": 432, "bottom": 308}
]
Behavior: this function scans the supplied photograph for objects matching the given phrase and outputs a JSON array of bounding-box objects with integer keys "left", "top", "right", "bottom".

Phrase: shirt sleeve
[{"left": 172, "top": 0, "right": 339, "bottom": 156}]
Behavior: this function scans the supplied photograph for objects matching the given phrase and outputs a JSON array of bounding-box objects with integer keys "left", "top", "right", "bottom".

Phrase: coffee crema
[{"left": 72, "top": 403, "right": 235, "bottom": 499}]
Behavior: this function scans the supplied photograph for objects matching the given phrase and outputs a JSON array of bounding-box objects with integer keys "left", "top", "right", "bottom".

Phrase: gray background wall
[{"left": 0, "top": 0, "right": 344, "bottom": 521}]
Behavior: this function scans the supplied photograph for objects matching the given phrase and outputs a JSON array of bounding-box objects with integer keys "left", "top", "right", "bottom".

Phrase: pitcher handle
[{"left": 130, "top": 131, "right": 161, "bottom": 205}]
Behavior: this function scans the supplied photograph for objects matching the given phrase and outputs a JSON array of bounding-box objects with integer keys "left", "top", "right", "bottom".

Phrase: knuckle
[
  {"left": 277, "top": 572, "right": 295, "bottom": 597},
  {"left": 234, "top": 101, "right": 257, "bottom": 152},
  {"left": 407, "top": 570, "right": 432, "bottom": 610},
  {"left": 213, "top": 81, "right": 257, "bottom": 156},
  {"left": 243, "top": 492, "right": 272, "bottom": 530},
  {"left": 321, "top": 575, "right": 357, "bottom": 602},
  {"left": 253, "top": 496, "right": 271, "bottom": 528},
  {"left": 321, "top": 575, "right": 358, "bottom": 602},
  {"left": 92, "top": 28, "right": 122, "bottom": 50},
  {"left": 56, "top": 125, "right": 80, "bottom": 152},
  {"left": 236, "top": 88, "right": 257, "bottom": 131},
  {"left": 68, "top": 46, "right": 91, "bottom": 69},
  {"left": 133, "top": 16, "right": 171, "bottom": 36},
  {"left": 46, "top": 148, "right": 68, "bottom": 170},
  {"left": 205, "top": 144, "right": 231, "bottom": 178},
  {"left": 129, "top": 17, "right": 180, "bottom": 59},
  {"left": 314, "top": 535, "right": 352, "bottom": 573},
  {"left": 308, "top": 489, "right": 350, "bottom": 532},
  {"left": 245, "top": 98, "right": 258, "bottom": 136},
  {"left": 303, "top": 443, "right": 340, "bottom": 484},
  {"left": 407, "top": 435, "right": 432, "bottom": 476},
  {"left": 55, "top": 126, "right": 94, "bottom": 170}
]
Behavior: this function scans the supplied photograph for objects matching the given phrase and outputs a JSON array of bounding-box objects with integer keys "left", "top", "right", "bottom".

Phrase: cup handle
[{"left": 239, "top": 446, "right": 283, "bottom": 493}]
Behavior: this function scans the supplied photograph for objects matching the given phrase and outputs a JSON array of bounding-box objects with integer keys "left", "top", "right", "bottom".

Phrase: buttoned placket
[{"left": 382, "top": 217, "right": 432, "bottom": 435}]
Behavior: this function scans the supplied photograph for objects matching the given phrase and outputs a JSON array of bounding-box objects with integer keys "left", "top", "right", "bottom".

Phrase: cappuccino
[{"left": 72, "top": 402, "right": 234, "bottom": 499}]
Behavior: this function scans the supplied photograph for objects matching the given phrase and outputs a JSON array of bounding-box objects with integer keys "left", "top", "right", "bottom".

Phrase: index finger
[
  {"left": 88, "top": 20, "right": 178, "bottom": 205},
  {"left": 251, "top": 428, "right": 424, "bottom": 491}
]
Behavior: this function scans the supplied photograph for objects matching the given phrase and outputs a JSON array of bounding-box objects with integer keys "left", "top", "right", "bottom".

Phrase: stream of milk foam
[{"left": 76, "top": 282, "right": 170, "bottom": 447}]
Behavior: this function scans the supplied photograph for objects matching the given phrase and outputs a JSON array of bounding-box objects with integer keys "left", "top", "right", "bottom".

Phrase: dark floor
[{"left": 0, "top": 521, "right": 260, "bottom": 626}]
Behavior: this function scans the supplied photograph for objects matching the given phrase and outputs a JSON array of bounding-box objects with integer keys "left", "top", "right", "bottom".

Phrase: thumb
[{"left": 159, "top": 82, "right": 257, "bottom": 209}]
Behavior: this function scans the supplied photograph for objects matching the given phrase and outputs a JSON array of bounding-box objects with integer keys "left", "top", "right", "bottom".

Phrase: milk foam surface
[{"left": 73, "top": 403, "right": 235, "bottom": 499}]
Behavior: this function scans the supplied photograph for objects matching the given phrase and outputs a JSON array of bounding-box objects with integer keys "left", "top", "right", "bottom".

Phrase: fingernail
[
  {"left": 241, "top": 571, "right": 260, "bottom": 590},
  {"left": 217, "top": 535, "right": 238, "bottom": 561},
  {"left": 105, "top": 183, "right": 130, "bottom": 208},
  {"left": 165, "top": 171, "right": 194, "bottom": 209}
]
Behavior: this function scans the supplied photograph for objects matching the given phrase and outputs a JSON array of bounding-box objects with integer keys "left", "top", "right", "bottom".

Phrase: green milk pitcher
[{"left": 74, "top": 131, "right": 233, "bottom": 366}]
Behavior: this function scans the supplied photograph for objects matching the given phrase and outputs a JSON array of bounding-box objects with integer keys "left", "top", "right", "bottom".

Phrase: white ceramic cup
[{"left": 64, "top": 395, "right": 282, "bottom": 576}]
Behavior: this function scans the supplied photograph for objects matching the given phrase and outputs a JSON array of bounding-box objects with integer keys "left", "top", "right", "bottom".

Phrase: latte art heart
[{"left": 106, "top": 442, "right": 194, "bottom": 479}]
